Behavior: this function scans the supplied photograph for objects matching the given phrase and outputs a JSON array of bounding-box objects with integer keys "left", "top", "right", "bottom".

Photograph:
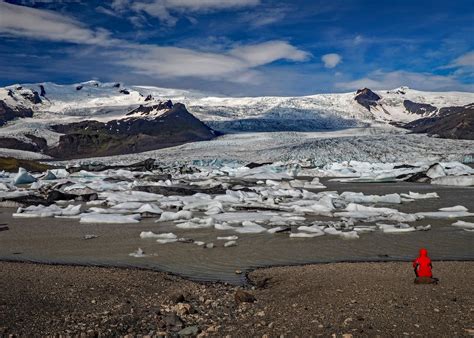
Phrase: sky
[{"left": 0, "top": 0, "right": 473, "bottom": 96}]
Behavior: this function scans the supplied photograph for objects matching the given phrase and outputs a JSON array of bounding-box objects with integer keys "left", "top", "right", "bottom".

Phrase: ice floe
[
  {"left": 377, "top": 223, "right": 417, "bottom": 233},
  {"left": 431, "top": 176, "right": 474, "bottom": 186},
  {"left": 217, "top": 235, "right": 239, "bottom": 241},
  {"left": 129, "top": 248, "right": 146, "bottom": 257},
  {"left": 224, "top": 240, "right": 237, "bottom": 247},
  {"left": 400, "top": 191, "right": 439, "bottom": 200},
  {"left": 451, "top": 220, "right": 474, "bottom": 229},
  {"left": 416, "top": 205, "right": 473, "bottom": 219},
  {"left": 13, "top": 204, "right": 81, "bottom": 218},
  {"left": 158, "top": 210, "right": 193, "bottom": 222},
  {"left": 80, "top": 213, "right": 140, "bottom": 223}
]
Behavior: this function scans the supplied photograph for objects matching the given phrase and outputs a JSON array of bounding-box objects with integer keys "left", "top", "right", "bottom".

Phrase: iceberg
[
  {"left": 400, "top": 191, "right": 439, "bottom": 200},
  {"left": 41, "top": 170, "right": 57, "bottom": 180},
  {"left": 339, "top": 231, "right": 360, "bottom": 240},
  {"left": 377, "top": 223, "right": 416, "bottom": 233},
  {"left": 431, "top": 176, "right": 474, "bottom": 187},
  {"left": 289, "top": 232, "right": 323, "bottom": 238},
  {"left": 341, "top": 192, "right": 401, "bottom": 204},
  {"left": 13, "top": 168, "right": 37, "bottom": 185},
  {"left": 451, "top": 220, "right": 474, "bottom": 229},
  {"left": 157, "top": 210, "right": 193, "bottom": 222},
  {"left": 217, "top": 235, "right": 238, "bottom": 241},
  {"left": 140, "top": 231, "right": 177, "bottom": 239},
  {"left": 80, "top": 213, "right": 141, "bottom": 224},
  {"left": 13, "top": 204, "right": 81, "bottom": 218},
  {"left": 234, "top": 221, "right": 267, "bottom": 234},
  {"left": 129, "top": 248, "right": 145, "bottom": 257},
  {"left": 224, "top": 240, "right": 237, "bottom": 247}
]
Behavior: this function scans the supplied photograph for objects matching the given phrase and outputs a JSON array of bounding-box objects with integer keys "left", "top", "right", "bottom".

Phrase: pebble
[{"left": 175, "top": 303, "right": 192, "bottom": 316}]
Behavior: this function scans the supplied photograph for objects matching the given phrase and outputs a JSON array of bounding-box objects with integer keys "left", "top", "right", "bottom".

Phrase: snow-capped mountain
[{"left": 0, "top": 80, "right": 473, "bottom": 159}]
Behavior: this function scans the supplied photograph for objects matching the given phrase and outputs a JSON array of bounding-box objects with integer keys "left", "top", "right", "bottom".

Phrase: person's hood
[{"left": 419, "top": 248, "right": 428, "bottom": 257}]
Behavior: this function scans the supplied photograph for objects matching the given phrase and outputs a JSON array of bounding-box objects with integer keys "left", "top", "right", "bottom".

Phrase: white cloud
[
  {"left": 335, "top": 70, "right": 473, "bottom": 92},
  {"left": 110, "top": 40, "right": 309, "bottom": 82},
  {"left": 122, "top": 0, "right": 260, "bottom": 26},
  {"left": 444, "top": 51, "right": 474, "bottom": 68},
  {"left": 0, "top": 1, "right": 112, "bottom": 44},
  {"left": 239, "top": 6, "right": 288, "bottom": 28},
  {"left": 0, "top": 2, "right": 310, "bottom": 84},
  {"left": 230, "top": 41, "right": 310, "bottom": 66},
  {"left": 321, "top": 53, "right": 342, "bottom": 68}
]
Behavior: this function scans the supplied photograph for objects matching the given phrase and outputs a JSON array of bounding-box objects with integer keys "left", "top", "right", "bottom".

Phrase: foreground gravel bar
[{"left": 0, "top": 261, "right": 473, "bottom": 336}]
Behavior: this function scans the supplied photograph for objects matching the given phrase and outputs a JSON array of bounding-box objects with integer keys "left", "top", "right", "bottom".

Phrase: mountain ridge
[{"left": 0, "top": 80, "right": 473, "bottom": 159}]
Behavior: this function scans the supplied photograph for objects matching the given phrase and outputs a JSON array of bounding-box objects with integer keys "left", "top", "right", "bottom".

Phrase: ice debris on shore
[{"left": 129, "top": 248, "right": 146, "bottom": 257}]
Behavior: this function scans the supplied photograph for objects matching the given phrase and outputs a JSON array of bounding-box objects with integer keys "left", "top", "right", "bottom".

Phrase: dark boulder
[{"left": 234, "top": 290, "right": 256, "bottom": 303}]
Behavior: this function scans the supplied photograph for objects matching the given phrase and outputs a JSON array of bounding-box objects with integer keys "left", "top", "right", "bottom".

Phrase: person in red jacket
[{"left": 413, "top": 248, "right": 438, "bottom": 284}]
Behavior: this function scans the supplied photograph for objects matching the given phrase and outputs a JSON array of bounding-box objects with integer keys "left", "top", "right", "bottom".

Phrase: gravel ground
[{"left": 0, "top": 261, "right": 473, "bottom": 336}]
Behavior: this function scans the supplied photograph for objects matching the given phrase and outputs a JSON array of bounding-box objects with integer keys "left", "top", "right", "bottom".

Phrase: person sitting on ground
[{"left": 413, "top": 248, "right": 438, "bottom": 284}]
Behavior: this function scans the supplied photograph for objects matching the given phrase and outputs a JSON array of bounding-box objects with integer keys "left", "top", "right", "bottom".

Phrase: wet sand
[{"left": 0, "top": 261, "right": 473, "bottom": 336}]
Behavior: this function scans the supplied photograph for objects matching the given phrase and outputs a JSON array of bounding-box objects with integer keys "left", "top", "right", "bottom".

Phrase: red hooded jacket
[{"left": 413, "top": 248, "right": 432, "bottom": 277}]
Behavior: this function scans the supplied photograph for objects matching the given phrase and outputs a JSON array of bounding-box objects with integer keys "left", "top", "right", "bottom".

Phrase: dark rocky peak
[
  {"left": 39, "top": 85, "right": 46, "bottom": 97},
  {"left": 76, "top": 85, "right": 83, "bottom": 91},
  {"left": 0, "top": 100, "right": 34, "bottom": 126},
  {"left": 438, "top": 103, "right": 474, "bottom": 117},
  {"left": 126, "top": 100, "right": 173, "bottom": 117},
  {"left": 113, "top": 83, "right": 121, "bottom": 88},
  {"left": 405, "top": 103, "right": 474, "bottom": 140},
  {"left": 119, "top": 89, "right": 130, "bottom": 95},
  {"left": 145, "top": 94, "right": 153, "bottom": 101},
  {"left": 19, "top": 89, "right": 42, "bottom": 104},
  {"left": 354, "top": 88, "right": 381, "bottom": 111},
  {"left": 48, "top": 102, "right": 215, "bottom": 159},
  {"left": 403, "top": 100, "right": 437, "bottom": 115}
]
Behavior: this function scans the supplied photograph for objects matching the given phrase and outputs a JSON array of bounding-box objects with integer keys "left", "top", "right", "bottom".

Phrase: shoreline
[
  {"left": 2, "top": 256, "right": 474, "bottom": 286},
  {"left": 1, "top": 260, "right": 473, "bottom": 336}
]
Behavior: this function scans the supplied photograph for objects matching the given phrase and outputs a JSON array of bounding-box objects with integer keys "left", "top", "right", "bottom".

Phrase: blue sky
[{"left": 0, "top": 0, "right": 473, "bottom": 95}]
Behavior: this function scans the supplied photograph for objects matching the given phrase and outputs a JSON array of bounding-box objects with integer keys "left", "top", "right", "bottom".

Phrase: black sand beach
[{"left": 1, "top": 261, "right": 473, "bottom": 336}]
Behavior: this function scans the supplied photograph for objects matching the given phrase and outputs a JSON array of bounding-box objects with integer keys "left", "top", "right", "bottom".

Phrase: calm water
[{"left": 0, "top": 180, "right": 473, "bottom": 284}]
